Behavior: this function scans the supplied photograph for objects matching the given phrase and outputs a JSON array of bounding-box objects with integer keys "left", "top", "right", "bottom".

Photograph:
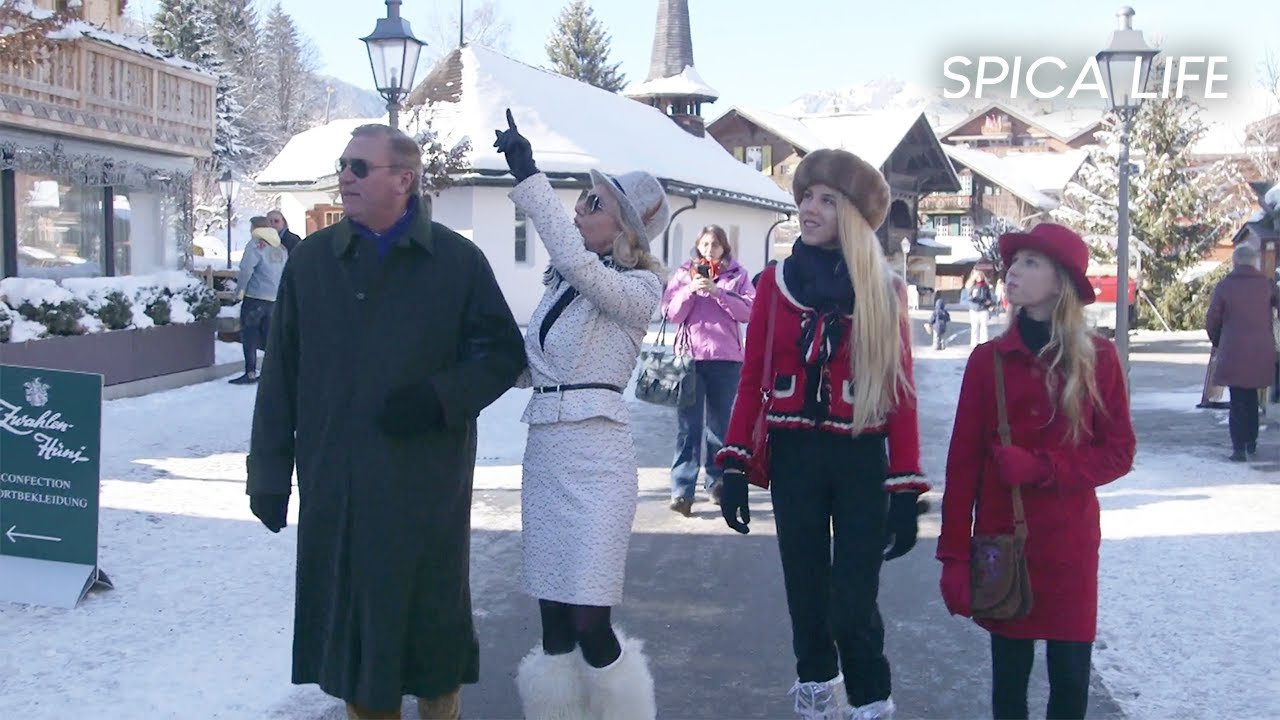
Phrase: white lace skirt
[{"left": 521, "top": 417, "right": 638, "bottom": 606}]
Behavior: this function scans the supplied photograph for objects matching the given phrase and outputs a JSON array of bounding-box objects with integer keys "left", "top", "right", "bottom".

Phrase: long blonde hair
[
  {"left": 836, "top": 195, "right": 913, "bottom": 433},
  {"left": 1008, "top": 264, "right": 1105, "bottom": 443}
]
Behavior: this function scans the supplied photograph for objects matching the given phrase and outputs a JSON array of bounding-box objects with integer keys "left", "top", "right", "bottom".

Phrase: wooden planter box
[{"left": 0, "top": 319, "right": 216, "bottom": 386}]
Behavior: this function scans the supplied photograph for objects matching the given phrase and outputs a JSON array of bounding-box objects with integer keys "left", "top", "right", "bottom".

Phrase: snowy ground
[{"left": 0, "top": 330, "right": 1276, "bottom": 718}]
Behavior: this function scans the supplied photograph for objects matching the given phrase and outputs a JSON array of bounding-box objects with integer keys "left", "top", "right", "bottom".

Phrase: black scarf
[
  {"left": 782, "top": 239, "right": 853, "bottom": 313},
  {"left": 1016, "top": 309, "right": 1052, "bottom": 355}
]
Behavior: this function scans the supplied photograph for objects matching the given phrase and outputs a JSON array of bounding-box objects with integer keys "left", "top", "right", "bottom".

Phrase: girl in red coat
[
  {"left": 938, "top": 223, "right": 1136, "bottom": 720},
  {"left": 717, "top": 149, "right": 927, "bottom": 720}
]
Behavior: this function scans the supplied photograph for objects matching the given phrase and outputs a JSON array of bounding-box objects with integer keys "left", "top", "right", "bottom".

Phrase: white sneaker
[
  {"left": 850, "top": 697, "right": 896, "bottom": 720},
  {"left": 787, "top": 673, "right": 849, "bottom": 719}
]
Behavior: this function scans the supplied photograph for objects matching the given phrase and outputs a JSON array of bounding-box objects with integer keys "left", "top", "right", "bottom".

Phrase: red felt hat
[{"left": 998, "top": 223, "right": 1096, "bottom": 305}]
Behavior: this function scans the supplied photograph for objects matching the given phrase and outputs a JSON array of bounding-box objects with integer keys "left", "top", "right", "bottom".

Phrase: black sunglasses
[
  {"left": 577, "top": 189, "right": 604, "bottom": 214},
  {"left": 336, "top": 157, "right": 399, "bottom": 179}
]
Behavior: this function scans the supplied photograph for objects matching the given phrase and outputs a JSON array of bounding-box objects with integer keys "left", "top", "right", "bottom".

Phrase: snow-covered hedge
[{"left": 0, "top": 272, "right": 219, "bottom": 343}]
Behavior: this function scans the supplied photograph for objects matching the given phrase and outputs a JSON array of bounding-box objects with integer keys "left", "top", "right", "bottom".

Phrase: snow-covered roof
[
  {"left": 259, "top": 47, "right": 792, "bottom": 210},
  {"left": 720, "top": 107, "right": 932, "bottom": 168},
  {"left": 711, "top": 106, "right": 826, "bottom": 153},
  {"left": 942, "top": 145, "right": 1059, "bottom": 210},
  {"left": 790, "top": 110, "right": 928, "bottom": 168},
  {"left": 932, "top": 234, "right": 984, "bottom": 264},
  {"left": 255, "top": 118, "right": 384, "bottom": 186},
  {"left": 997, "top": 150, "right": 1088, "bottom": 194},
  {"left": 625, "top": 65, "right": 719, "bottom": 101},
  {"left": 12, "top": 3, "right": 210, "bottom": 75},
  {"left": 939, "top": 102, "right": 1103, "bottom": 143}
]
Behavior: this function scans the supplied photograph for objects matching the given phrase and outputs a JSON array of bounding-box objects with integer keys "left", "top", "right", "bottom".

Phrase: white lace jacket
[{"left": 509, "top": 174, "right": 662, "bottom": 425}]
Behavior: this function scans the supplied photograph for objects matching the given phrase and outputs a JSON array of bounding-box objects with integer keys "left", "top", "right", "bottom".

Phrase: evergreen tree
[
  {"left": 150, "top": 0, "right": 244, "bottom": 165},
  {"left": 545, "top": 0, "right": 626, "bottom": 93},
  {"left": 1053, "top": 93, "right": 1249, "bottom": 329},
  {"left": 260, "top": 2, "right": 319, "bottom": 157},
  {"left": 209, "top": 0, "right": 267, "bottom": 161}
]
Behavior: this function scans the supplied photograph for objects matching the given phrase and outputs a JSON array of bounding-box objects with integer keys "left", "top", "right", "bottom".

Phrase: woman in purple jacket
[{"left": 661, "top": 225, "right": 756, "bottom": 515}]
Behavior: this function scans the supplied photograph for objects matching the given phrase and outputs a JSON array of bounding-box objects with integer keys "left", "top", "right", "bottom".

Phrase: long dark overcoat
[
  {"left": 246, "top": 209, "right": 525, "bottom": 712},
  {"left": 1206, "top": 264, "right": 1280, "bottom": 389}
]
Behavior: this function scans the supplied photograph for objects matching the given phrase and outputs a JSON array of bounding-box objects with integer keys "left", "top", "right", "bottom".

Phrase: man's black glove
[
  {"left": 376, "top": 381, "right": 445, "bottom": 437},
  {"left": 493, "top": 108, "right": 539, "bottom": 182},
  {"left": 720, "top": 469, "right": 751, "bottom": 535},
  {"left": 883, "top": 491, "right": 929, "bottom": 561},
  {"left": 250, "top": 493, "right": 289, "bottom": 533}
]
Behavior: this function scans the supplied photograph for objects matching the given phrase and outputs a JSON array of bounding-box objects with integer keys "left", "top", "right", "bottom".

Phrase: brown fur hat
[{"left": 792, "top": 149, "right": 891, "bottom": 230}]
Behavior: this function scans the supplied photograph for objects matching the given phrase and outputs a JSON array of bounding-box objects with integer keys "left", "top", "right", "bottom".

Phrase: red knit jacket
[{"left": 715, "top": 263, "right": 927, "bottom": 493}]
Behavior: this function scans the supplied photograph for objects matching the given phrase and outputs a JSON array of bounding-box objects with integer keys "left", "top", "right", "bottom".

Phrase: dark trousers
[
  {"left": 240, "top": 298, "right": 273, "bottom": 373},
  {"left": 990, "top": 634, "right": 1093, "bottom": 719},
  {"left": 1228, "top": 386, "right": 1260, "bottom": 452},
  {"left": 670, "top": 360, "right": 742, "bottom": 499},
  {"left": 769, "top": 428, "right": 891, "bottom": 706}
]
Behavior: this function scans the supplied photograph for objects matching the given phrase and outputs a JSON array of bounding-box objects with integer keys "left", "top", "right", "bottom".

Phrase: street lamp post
[
  {"left": 899, "top": 236, "right": 911, "bottom": 282},
  {"left": 217, "top": 169, "right": 241, "bottom": 271},
  {"left": 1096, "top": 5, "right": 1159, "bottom": 382},
  {"left": 361, "top": 0, "right": 426, "bottom": 130}
]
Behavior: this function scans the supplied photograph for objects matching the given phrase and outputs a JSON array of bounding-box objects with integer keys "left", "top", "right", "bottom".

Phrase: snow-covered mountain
[{"left": 782, "top": 77, "right": 980, "bottom": 125}]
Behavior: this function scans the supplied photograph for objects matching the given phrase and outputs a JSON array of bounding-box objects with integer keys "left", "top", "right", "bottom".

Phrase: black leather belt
[{"left": 532, "top": 383, "right": 624, "bottom": 394}]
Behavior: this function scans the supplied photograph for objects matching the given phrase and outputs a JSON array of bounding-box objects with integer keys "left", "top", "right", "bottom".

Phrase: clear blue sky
[{"left": 134, "top": 0, "right": 1276, "bottom": 113}]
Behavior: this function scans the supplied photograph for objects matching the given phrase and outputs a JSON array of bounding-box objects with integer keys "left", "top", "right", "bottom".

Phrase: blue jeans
[
  {"left": 670, "top": 359, "right": 742, "bottom": 500},
  {"left": 240, "top": 298, "right": 273, "bottom": 373}
]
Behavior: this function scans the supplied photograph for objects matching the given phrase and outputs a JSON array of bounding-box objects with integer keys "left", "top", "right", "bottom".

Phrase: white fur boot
[
  {"left": 515, "top": 645, "right": 587, "bottom": 720},
  {"left": 582, "top": 631, "right": 657, "bottom": 720}
]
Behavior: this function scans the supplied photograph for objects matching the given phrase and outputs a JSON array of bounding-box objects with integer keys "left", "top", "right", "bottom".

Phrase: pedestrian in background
[
  {"left": 938, "top": 223, "right": 1136, "bottom": 720},
  {"left": 1205, "top": 242, "right": 1280, "bottom": 461},
  {"left": 228, "top": 216, "right": 287, "bottom": 385},
  {"left": 968, "top": 269, "right": 995, "bottom": 346},
  {"left": 929, "top": 296, "right": 951, "bottom": 350},
  {"left": 717, "top": 149, "right": 927, "bottom": 720},
  {"left": 661, "top": 224, "right": 755, "bottom": 515}
]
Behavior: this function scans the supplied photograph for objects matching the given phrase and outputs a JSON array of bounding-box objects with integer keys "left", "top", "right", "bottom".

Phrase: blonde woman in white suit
[{"left": 495, "top": 110, "right": 668, "bottom": 719}]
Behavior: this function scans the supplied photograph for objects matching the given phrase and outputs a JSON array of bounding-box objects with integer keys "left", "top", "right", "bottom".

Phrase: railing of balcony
[{"left": 0, "top": 37, "right": 216, "bottom": 156}]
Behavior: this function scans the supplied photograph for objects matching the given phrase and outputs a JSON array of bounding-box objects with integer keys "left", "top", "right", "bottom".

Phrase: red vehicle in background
[{"left": 1083, "top": 262, "right": 1138, "bottom": 338}]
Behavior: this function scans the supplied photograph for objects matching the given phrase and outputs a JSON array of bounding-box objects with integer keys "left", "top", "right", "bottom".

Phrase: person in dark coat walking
[
  {"left": 938, "top": 223, "right": 1136, "bottom": 720},
  {"left": 716, "top": 149, "right": 927, "bottom": 720},
  {"left": 1205, "top": 243, "right": 1280, "bottom": 461},
  {"left": 929, "top": 296, "right": 951, "bottom": 350},
  {"left": 267, "top": 209, "right": 303, "bottom": 253},
  {"left": 246, "top": 124, "right": 526, "bottom": 720}
]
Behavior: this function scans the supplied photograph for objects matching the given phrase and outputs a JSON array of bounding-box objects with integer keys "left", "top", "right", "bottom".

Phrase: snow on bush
[
  {"left": 0, "top": 302, "right": 11, "bottom": 343},
  {"left": 0, "top": 272, "right": 220, "bottom": 342}
]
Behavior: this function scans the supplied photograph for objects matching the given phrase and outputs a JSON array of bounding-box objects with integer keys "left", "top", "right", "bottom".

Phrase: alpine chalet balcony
[{"left": 0, "top": 34, "right": 216, "bottom": 158}]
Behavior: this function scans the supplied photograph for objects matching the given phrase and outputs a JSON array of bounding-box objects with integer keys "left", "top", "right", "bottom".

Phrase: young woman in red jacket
[
  {"left": 938, "top": 223, "right": 1136, "bottom": 720},
  {"left": 717, "top": 149, "right": 927, "bottom": 720}
]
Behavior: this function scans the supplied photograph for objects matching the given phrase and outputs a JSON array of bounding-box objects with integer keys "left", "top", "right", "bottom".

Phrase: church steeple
[
  {"left": 646, "top": 0, "right": 695, "bottom": 82},
  {"left": 626, "top": 0, "right": 719, "bottom": 137}
]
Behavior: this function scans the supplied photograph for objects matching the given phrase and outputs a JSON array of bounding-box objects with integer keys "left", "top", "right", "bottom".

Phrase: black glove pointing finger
[{"left": 493, "top": 108, "right": 539, "bottom": 182}]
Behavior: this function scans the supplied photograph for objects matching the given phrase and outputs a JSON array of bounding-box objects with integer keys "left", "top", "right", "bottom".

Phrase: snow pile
[{"left": 0, "top": 272, "right": 217, "bottom": 341}]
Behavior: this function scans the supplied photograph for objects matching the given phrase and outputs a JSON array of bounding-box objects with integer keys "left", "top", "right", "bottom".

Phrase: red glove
[
  {"left": 993, "top": 445, "right": 1051, "bottom": 488},
  {"left": 940, "top": 560, "right": 972, "bottom": 617}
]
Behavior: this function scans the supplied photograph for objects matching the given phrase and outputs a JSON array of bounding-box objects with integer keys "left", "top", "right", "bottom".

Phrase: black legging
[
  {"left": 539, "top": 599, "right": 622, "bottom": 668},
  {"left": 991, "top": 633, "right": 1093, "bottom": 719}
]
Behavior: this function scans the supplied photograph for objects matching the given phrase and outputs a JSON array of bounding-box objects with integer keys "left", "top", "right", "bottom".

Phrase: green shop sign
[{"left": 0, "top": 364, "right": 111, "bottom": 608}]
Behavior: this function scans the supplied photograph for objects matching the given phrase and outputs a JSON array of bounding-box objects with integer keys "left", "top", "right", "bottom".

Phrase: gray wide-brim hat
[{"left": 589, "top": 168, "right": 671, "bottom": 243}]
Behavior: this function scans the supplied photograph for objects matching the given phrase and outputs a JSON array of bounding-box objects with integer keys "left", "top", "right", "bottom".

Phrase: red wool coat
[
  {"left": 937, "top": 329, "right": 1135, "bottom": 641},
  {"left": 717, "top": 264, "right": 924, "bottom": 490}
]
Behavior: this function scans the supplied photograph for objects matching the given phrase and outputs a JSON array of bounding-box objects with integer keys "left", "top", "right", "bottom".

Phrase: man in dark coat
[
  {"left": 1206, "top": 242, "right": 1280, "bottom": 462},
  {"left": 246, "top": 124, "right": 526, "bottom": 719},
  {"left": 267, "top": 209, "right": 303, "bottom": 253}
]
